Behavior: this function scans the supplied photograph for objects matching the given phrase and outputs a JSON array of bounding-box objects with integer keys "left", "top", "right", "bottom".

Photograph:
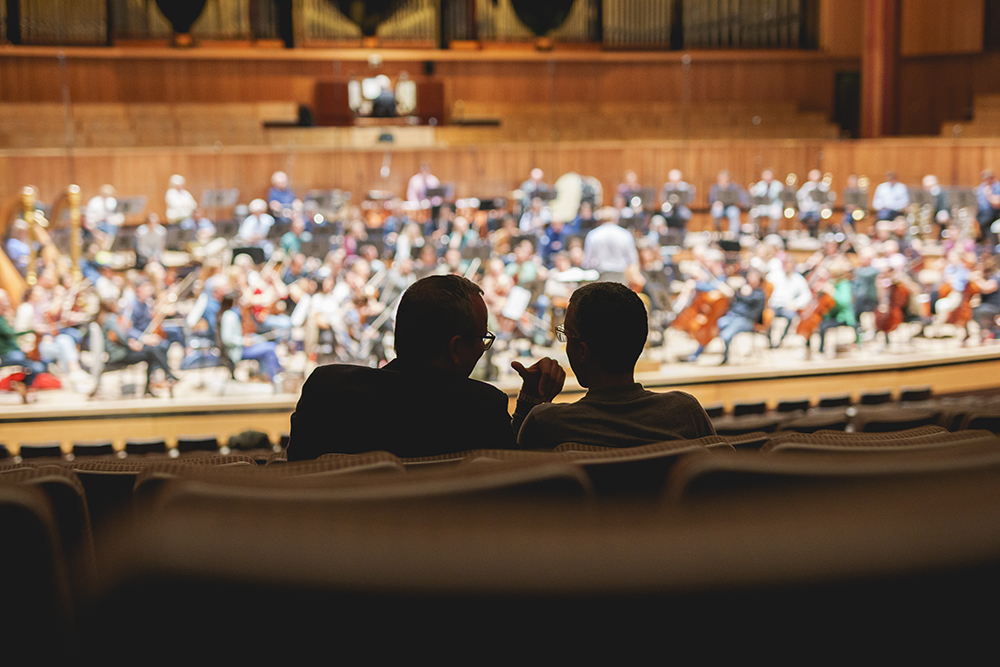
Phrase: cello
[{"left": 671, "top": 260, "right": 732, "bottom": 348}]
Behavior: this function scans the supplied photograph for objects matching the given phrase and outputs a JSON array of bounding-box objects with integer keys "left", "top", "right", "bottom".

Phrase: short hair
[
  {"left": 394, "top": 275, "right": 484, "bottom": 362},
  {"left": 566, "top": 282, "right": 647, "bottom": 374}
]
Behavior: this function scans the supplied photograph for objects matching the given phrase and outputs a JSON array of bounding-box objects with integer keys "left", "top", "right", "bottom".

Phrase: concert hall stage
[{"left": 2, "top": 337, "right": 1000, "bottom": 456}]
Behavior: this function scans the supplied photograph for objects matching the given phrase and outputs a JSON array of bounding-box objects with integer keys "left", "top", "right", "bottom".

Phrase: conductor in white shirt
[{"left": 583, "top": 206, "right": 639, "bottom": 285}]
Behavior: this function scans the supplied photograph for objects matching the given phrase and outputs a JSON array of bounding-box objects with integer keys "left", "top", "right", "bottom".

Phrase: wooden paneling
[
  {"left": 901, "top": 0, "right": 984, "bottom": 56},
  {"left": 3, "top": 138, "right": 998, "bottom": 223}
]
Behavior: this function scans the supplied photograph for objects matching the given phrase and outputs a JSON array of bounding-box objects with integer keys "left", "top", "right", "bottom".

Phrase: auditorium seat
[
  {"left": 71, "top": 440, "right": 116, "bottom": 459},
  {"left": 776, "top": 397, "right": 811, "bottom": 413},
  {"left": 666, "top": 437, "right": 1000, "bottom": 502},
  {"left": 0, "top": 484, "right": 75, "bottom": 656},
  {"left": 859, "top": 388, "right": 893, "bottom": 405},
  {"left": 74, "top": 454, "right": 256, "bottom": 527},
  {"left": 732, "top": 399, "right": 768, "bottom": 416},
  {"left": 175, "top": 435, "right": 221, "bottom": 455},
  {"left": 124, "top": 437, "right": 169, "bottom": 457},
  {"left": 0, "top": 464, "right": 95, "bottom": 583},
  {"left": 18, "top": 441, "right": 65, "bottom": 460},
  {"left": 817, "top": 393, "right": 852, "bottom": 408},
  {"left": 761, "top": 425, "right": 949, "bottom": 452},
  {"left": 853, "top": 406, "right": 943, "bottom": 433},
  {"left": 778, "top": 408, "right": 851, "bottom": 434},
  {"left": 546, "top": 436, "right": 735, "bottom": 496},
  {"left": 82, "top": 459, "right": 1000, "bottom": 662},
  {"left": 763, "top": 428, "right": 996, "bottom": 454},
  {"left": 899, "top": 386, "right": 933, "bottom": 403}
]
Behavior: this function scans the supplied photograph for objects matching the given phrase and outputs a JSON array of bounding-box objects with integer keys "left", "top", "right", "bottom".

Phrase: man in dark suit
[{"left": 286, "top": 275, "right": 565, "bottom": 460}]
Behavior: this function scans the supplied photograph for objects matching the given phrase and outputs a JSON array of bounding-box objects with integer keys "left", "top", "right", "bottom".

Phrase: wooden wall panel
[
  {"left": 901, "top": 0, "right": 984, "bottom": 56},
  {"left": 4, "top": 138, "right": 997, "bottom": 224}
]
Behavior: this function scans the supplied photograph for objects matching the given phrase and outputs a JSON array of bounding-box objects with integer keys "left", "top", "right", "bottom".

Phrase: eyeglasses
[
  {"left": 482, "top": 331, "right": 496, "bottom": 350},
  {"left": 555, "top": 324, "right": 574, "bottom": 344}
]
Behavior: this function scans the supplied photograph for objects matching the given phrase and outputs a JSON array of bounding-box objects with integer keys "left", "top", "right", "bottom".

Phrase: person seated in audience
[
  {"left": 517, "top": 281, "right": 715, "bottom": 450},
  {"left": 287, "top": 274, "right": 565, "bottom": 460}
]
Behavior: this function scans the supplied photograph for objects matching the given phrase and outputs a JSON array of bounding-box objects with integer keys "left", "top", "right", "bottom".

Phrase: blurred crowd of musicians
[{"left": 3, "top": 164, "right": 1000, "bottom": 401}]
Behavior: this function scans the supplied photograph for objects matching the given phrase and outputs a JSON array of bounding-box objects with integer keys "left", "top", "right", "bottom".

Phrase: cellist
[
  {"left": 803, "top": 257, "right": 857, "bottom": 360},
  {"left": 683, "top": 267, "right": 767, "bottom": 366}
]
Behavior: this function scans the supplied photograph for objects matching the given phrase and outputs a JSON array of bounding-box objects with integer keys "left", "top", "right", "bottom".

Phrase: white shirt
[
  {"left": 766, "top": 268, "right": 812, "bottom": 311},
  {"left": 583, "top": 222, "right": 638, "bottom": 274},
  {"left": 872, "top": 181, "right": 910, "bottom": 211},
  {"left": 238, "top": 213, "right": 274, "bottom": 244},
  {"left": 166, "top": 187, "right": 198, "bottom": 223},
  {"left": 407, "top": 172, "right": 441, "bottom": 206}
]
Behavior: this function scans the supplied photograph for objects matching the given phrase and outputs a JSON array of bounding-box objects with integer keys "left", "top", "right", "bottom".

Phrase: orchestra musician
[
  {"left": 0, "top": 288, "right": 47, "bottom": 402},
  {"left": 709, "top": 171, "right": 749, "bottom": 237},
  {"left": 750, "top": 169, "right": 783, "bottom": 236},
  {"left": 237, "top": 199, "right": 275, "bottom": 252},
  {"left": 134, "top": 212, "right": 166, "bottom": 270},
  {"left": 660, "top": 169, "right": 695, "bottom": 246},
  {"left": 268, "top": 171, "right": 297, "bottom": 222},
  {"left": 518, "top": 168, "right": 548, "bottom": 213},
  {"left": 407, "top": 163, "right": 443, "bottom": 218},
  {"left": 797, "top": 169, "right": 835, "bottom": 238},
  {"left": 683, "top": 267, "right": 767, "bottom": 365},
  {"left": 165, "top": 174, "right": 198, "bottom": 230},
  {"left": 872, "top": 172, "right": 909, "bottom": 222},
  {"left": 971, "top": 257, "right": 1000, "bottom": 342},
  {"left": 803, "top": 258, "right": 857, "bottom": 359},
  {"left": 217, "top": 292, "right": 284, "bottom": 388},
  {"left": 96, "top": 298, "right": 178, "bottom": 397},
  {"left": 976, "top": 169, "right": 1000, "bottom": 249},
  {"left": 765, "top": 255, "right": 812, "bottom": 349}
]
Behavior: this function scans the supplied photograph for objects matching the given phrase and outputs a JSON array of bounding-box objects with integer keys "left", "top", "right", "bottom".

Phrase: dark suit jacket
[{"left": 286, "top": 359, "right": 517, "bottom": 461}]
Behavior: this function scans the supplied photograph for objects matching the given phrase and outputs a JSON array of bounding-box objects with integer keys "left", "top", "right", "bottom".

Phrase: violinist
[
  {"left": 127, "top": 280, "right": 183, "bottom": 355},
  {"left": 803, "top": 258, "right": 857, "bottom": 359},
  {"left": 683, "top": 267, "right": 767, "bottom": 365},
  {"left": 766, "top": 255, "right": 812, "bottom": 349},
  {"left": 96, "top": 298, "right": 177, "bottom": 397},
  {"left": 14, "top": 283, "right": 86, "bottom": 388}
]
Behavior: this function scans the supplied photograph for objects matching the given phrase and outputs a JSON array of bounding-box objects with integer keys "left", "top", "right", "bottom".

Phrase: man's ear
[
  {"left": 577, "top": 339, "right": 592, "bottom": 364},
  {"left": 446, "top": 334, "right": 464, "bottom": 366}
]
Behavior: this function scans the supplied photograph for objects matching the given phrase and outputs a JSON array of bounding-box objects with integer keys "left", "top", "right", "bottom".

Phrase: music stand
[
  {"left": 750, "top": 195, "right": 772, "bottom": 207},
  {"left": 809, "top": 188, "right": 834, "bottom": 204},
  {"left": 947, "top": 188, "right": 977, "bottom": 209},
  {"left": 780, "top": 189, "right": 798, "bottom": 207},
  {"left": 843, "top": 189, "right": 868, "bottom": 209},
  {"left": 630, "top": 188, "right": 658, "bottom": 210},
  {"left": 911, "top": 190, "right": 936, "bottom": 208},
  {"left": 201, "top": 189, "right": 239, "bottom": 209},
  {"left": 115, "top": 196, "right": 147, "bottom": 218},
  {"left": 425, "top": 187, "right": 450, "bottom": 199},
  {"left": 716, "top": 188, "right": 741, "bottom": 209}
]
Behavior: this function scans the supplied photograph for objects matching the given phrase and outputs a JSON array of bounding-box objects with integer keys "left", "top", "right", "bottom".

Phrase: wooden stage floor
[{"left": 2, "top": 330, "right": 1000, "bottom": 455}]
